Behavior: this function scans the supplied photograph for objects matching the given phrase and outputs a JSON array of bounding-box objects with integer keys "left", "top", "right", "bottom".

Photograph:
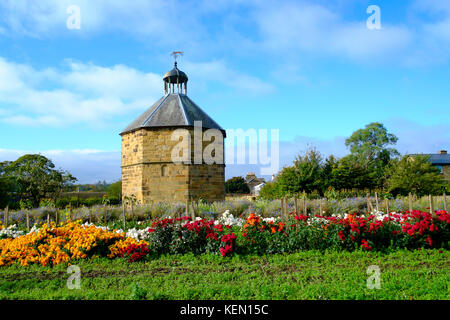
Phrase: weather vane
[{"left": 171, "top": 51, "right": 184, "bottom": 63}]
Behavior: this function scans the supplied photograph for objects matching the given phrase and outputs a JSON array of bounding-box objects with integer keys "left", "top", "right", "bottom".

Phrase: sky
[{"left": 0, "top": 0, "right": 449, "bottom": 183}]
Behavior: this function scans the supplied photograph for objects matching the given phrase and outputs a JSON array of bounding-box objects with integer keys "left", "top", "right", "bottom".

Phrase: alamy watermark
[
  {"left": 170, "top": 121, "right": 279, "bottom": 176},
  {"left": 366, "top": 265, "right": 381, "bottom": 289},
  {"left": 67, "top": 265, "right": 81, "bottom": 289},
  {"left": 67, "top": 5, "right": 81, "bottom": 30},
  {"left": 367, "top": 5, "right": 381, "bottom": 30}
]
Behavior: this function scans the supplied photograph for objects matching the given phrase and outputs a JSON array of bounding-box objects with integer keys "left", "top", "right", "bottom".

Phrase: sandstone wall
[{"left": 121, "top": 127, "right": 225, "bottom": 204}]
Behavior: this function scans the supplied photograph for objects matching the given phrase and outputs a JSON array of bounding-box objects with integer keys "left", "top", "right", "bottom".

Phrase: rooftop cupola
[{"left": 163, "top": 61, "right": 188, "bottom": 95}]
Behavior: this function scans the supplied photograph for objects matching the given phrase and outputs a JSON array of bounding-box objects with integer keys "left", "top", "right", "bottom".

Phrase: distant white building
[
  {"left": 253, "top": 183, "right": 266, "bottom": 196},
  {"left": 245, "top": 172, "right": 266, "bottom": 195}
]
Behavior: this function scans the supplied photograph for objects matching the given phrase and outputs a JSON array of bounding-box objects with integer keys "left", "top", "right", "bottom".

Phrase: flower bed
[{"left": 0, "top": 210, "right": 448, "bottom": 267}]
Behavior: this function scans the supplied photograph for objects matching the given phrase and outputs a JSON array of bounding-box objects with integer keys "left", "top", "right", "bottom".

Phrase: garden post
[
  {"left": 303, "top": 198, "right": 307, "bottom": 215},
  {"left": 294, "top": 195, "right": 298, "bottom": 215},
  {"left": 55, "top": 208, "right": 58, "bottom": 225},
  {"left": 122, "top": 202, "right": 126, "bottom": 229},
  {"left": 47, "top": 212, "right": 50, "bottom": 226},
  {"left": 408, "top": 192, "right": 413, "bottom": 212},
  {"left": 284, "top": 196, "right": 288, "bottom": 218},
  {"left": 185, "top": 199, "right": 189, "bottom": 218},
  {"left": 104, "top": 204, "right": 107, "bottom": 225},
  {"left": 26, "top": 210, "right": 30, "bottom": 232},
  {"left": 4, "top": 205, "right": 8, "bottom": 228},
  {"left": 280, "top": 198, "right": 284, "bottom": 217},
  {"left": 69, "top": 203, "right": 73, "bottom": 221},
  {"left": 191, "top": 200, "right": 195, "bottom": 221},
  {"left": 131, "top": 202, "right": 134, "bottom": 220},
  {"left": 319, "top": 199, "right": 322, "bottom": 215},
  {"left": 375, "top": 192, "right": 379, "bottom": 211},
  {"left": 444, "top": 192, "right": 447, "bottom": 212},
  {"left": 429, "top": 195, "right": 434, "bottom": 216}
]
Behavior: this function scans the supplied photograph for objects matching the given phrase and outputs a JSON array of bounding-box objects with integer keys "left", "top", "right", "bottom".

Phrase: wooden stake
[
  {"left": 280, "top": 198, "right": 284, "bottom": 217},
  {"left": 284, "top": 196, "right": 288, "bottom": 217},
  {"left": 55, "top": 209, "right": 58, "bottom": 226},
  {"left": 122, "top": 202, "right": 126, "bottom": 228},
  {"left": 444, "top": 192, "right": 447, "bottom": 212},
  {"left": 429, "top": 195, "right": 434, "bottom": 216},
  {"left": 69, "top": 203, "right": 73, "bottom": 221},
  {"left": 191, "top": 201, "right": 195, "bottom": 221},
  {"left": 303, "top": 198, "right": 307, "bottom": 215},
  {"left": 131, "top": 202, "right": 134, "bottom": 220},
  {"left": 104, "top": 204, "right": 107, "bottom": 224},
  {"left": 4, "top": 205, "right": 9, "bottom": 228},
  {"left": 47, "top": 213, "right": 50, "bottom": 226},
  {"left": 185, "top": 199, "right": 189, "bottom": 218},
  {"left": 319, "top": 199, "right": 323, "bottom": 215},
  {"left": 385, "top": 199, "right": 389, "bottom": 215},
  {"left": 26, "top": 210, "right": 30, "bottom": 232},
  {"left": 375, "top": 192, "right": 379, "bottom": 211},
  {"left": 294, "top": 195, "right": 298, "bottom": 215},
  {"left": 408, "top": 192, "right": 413, "bottom": 212}
]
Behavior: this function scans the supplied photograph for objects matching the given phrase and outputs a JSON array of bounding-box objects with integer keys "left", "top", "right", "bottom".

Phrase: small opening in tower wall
[{"left": 161, "top": 164, "right": 168, "bottom": 177}]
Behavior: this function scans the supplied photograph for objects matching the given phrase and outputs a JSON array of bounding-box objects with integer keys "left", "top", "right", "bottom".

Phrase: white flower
[{"left": 0, "top": 224, "right": 24, "bottom": 239}]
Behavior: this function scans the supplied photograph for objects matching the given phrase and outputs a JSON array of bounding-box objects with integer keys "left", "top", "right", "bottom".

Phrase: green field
[{"left": 0, "top": 250, "right": 448, "bottom": 300}]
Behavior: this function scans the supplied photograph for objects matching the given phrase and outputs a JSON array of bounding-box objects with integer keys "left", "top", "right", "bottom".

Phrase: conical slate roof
[{"left": 121, "top": 93, "right": 225, "bottom": 135}]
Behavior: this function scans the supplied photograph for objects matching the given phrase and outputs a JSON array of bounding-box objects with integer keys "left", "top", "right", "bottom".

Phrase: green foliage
[
  {"left": 276, "top": 147, "right": 324, "bottom": 195},
  {"left": 129, "top": 283, "right": 148, "bottom": 300},
  {"left": 258, "top": 123, "right": 403, "bottom": 199},
  {"left": 327, "top": 155, "right": 374, "bottom": 190},
  {"left": 0, "top": 161, "right": 17, "bottom": 208},
  {"left": 257, "top": 181, "right": 282, "bottom": 200},
  {"left": 345, "top": 122, "right": 399, "bottom": 166},
  {"left": 387, "top": 154, "right": 445, "bottom": 196},
  {"left": 55, "top": 196, "right": 120, "bottom": 208},
  {"left": 3, "top": 154, "right": 76, "bottom": 207},
  {"left": 225, "top": 176, "right": 250, "bottom": 194},
  {"left": 106, "top": 181, "right": 122, "bottom": 199},
  {"left": 0, "top": 251, "right": 448, "bottom": 300}
]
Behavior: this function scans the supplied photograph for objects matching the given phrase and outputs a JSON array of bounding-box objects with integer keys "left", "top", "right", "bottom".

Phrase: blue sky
[{"left": 0, "top": 0, "right": 449, "bottom": 183}]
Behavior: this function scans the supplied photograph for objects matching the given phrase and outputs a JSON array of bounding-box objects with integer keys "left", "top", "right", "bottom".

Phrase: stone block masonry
[{"left": 121, "top": 127, "right": 225, "bottom": 204}]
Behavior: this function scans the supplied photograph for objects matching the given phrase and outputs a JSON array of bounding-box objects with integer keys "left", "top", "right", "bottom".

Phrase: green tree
[
  {"left": 276, "top": 147, "right": 324, "bottom": 195},
  {"left": 386, "top": 154, "right": 445, "bottom": 196},
  {"left": 107, "top": 180, "right": 122, "bottom": 199},
  {"left": 345, "top": 122, "right": 398, "bottom": 188},
  {"left": 4, "top": 154, "right": 76, "bottom": 207},
  {"left": 0, "top": 161, "right": 17, "bottom": 208},
  {"left": 345, "top": 122, "right": 398, "bottom": 164},
  {"left": 328, "top": 155, "right": 374, "bottom": 190},
  {"left": 225, "top": 177, "right": 250, "bottom": 194},
  {"left": 258, "top": 181, "right": 282, "bottom": 200}
]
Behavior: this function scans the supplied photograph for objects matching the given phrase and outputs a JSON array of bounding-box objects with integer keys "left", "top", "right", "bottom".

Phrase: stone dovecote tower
[{"left": 120, "top": 62, "right": 226, "bottom": 204}]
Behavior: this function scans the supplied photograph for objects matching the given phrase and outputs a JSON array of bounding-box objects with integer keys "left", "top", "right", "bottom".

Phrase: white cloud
[
  {"left": 0, "top": 0, "right": 206, "bottom": 45},
  {"left": 0, "top": 57, "right": 162, "bottom": 127},
  {"left": 254, "top": 2, "right": 413, "bottom": 62},
  {"left": 0, "top": 56, "right": 275, "bottom": 127},
  {"left": 2, "top": 0, "right": 450, "bottom": 67}
]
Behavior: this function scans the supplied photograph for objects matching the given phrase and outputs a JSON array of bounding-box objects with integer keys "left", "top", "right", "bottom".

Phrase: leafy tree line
[
  {"left": 0, "top": 154, "right": 122, "bottom": 209},
  {"left": 259, "top": 122, "right": 448, "bottom": 199}
]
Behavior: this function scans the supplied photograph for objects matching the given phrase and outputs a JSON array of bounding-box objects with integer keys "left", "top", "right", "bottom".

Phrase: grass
[{"left": 0, "top": 249, "right": 449, "bottom": 300}]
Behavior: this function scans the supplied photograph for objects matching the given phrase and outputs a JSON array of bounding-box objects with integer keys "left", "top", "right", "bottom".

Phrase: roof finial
[{"left": 171, "top": 51, "right": 184, "bottom": 67}]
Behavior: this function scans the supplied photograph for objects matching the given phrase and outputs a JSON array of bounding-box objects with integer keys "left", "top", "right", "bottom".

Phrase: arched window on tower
[{"left": 161, "top": 164, "right": 168, "bottom": 177}]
